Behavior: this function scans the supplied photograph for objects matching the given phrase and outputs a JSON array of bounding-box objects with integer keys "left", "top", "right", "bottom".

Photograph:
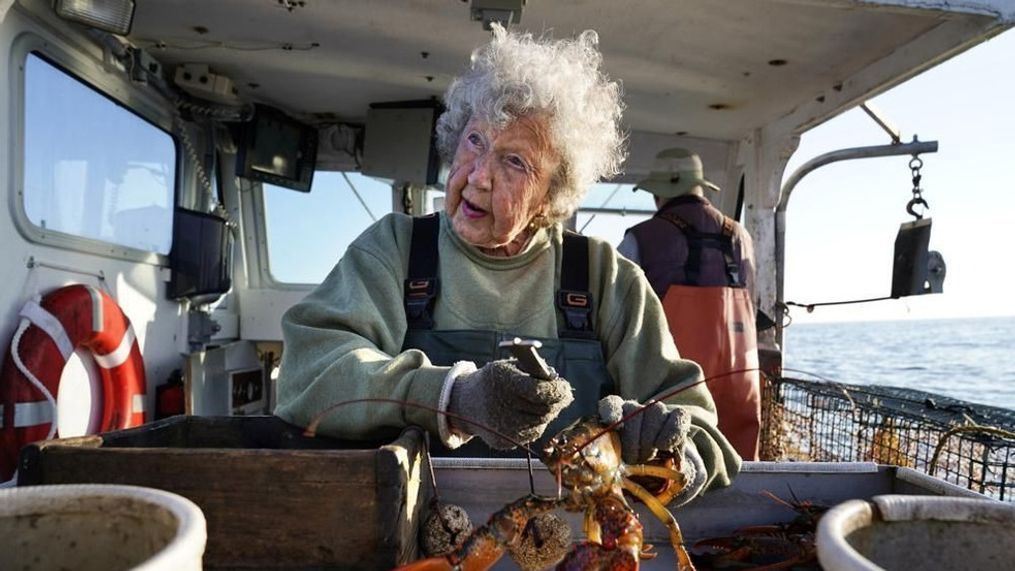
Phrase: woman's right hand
[{"left": 448, "top": 359, "right": 574, "bottom": 449}]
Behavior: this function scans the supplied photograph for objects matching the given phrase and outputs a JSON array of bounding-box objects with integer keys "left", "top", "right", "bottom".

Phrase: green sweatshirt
[{"left": 275, "top": 211, "right": 741, "bottom": 492}]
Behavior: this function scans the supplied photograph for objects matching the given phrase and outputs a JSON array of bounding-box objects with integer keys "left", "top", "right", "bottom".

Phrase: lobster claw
[{"left": 906, "top": 196, "right": 929, "bottom": 220}]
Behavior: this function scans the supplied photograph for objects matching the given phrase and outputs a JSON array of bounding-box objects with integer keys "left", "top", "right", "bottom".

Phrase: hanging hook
[
  {"left": 906, "top": 151, "right": 928, "bottom": 220},
  {"left": 906, "top": 196, "right": 929, "bottom": 220}
]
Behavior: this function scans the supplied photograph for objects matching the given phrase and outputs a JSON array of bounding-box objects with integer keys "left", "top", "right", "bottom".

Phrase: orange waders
[{"left": 662, "top": 284, "right": 760, "bottom": 459}]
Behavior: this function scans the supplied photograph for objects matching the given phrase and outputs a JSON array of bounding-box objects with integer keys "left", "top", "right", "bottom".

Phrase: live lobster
[
  {"left": 306, "top": 406, "right": 696, "bottom": 570},
  {"left": 398, "top": 415, "right": 695, "bottom": 571}
]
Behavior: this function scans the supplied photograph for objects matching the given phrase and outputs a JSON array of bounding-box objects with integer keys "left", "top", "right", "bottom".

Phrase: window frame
[{"left": 10, "top": 35, "right": 180, "bottom": 265}]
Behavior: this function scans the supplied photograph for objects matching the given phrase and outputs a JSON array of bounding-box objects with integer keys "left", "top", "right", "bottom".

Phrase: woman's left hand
[{"left": 598, "top": 395, "right": 691, "bottom": 465}]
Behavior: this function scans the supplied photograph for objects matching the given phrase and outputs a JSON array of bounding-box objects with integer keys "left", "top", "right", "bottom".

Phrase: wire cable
[
  {"left": 578, "top": 183, "right": 624, "bottom": 233},
  {"left": 785, "top": 296, "right": 894, "bottom": 313},
  {"left": 342, "top": 172, "right": 377, "bottom": 222}
]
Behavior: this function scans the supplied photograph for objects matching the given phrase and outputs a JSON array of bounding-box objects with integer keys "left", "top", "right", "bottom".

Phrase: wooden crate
[{"left": 18, "top": 415, "right": 430, "bottom": 570}]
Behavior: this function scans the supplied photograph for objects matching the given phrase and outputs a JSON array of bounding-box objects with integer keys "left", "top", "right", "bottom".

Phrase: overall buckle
[{"left": 556, "top": 289, "right": 594, "bottom": 338}]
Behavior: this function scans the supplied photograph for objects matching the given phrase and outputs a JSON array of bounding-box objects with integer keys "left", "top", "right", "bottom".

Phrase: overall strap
[
  {"left": 718, "top": 217, "right": 742, "bottom": 287},
  {"left": 404, "top": 214, "right": 440, "bottom": 329},
  {"left": 657, "top": 210, "right": 742, "bottom": 287},
  {"left": 557, "top": 231, "right": 595, "bottom": 338}
]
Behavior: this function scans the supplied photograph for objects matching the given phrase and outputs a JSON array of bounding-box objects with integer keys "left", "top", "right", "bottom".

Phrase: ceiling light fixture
[
  {"left": 53, "top": 0, "right": 136, "bottom": 35},
  {"left": 470, "top": 0, "right": 525, "bottom": 31}
]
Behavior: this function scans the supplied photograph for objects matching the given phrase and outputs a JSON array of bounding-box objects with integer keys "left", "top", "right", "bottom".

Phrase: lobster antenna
[
  {"left": 303, "top": 397, "right": 539, "bottom": 457},
  {"left": 526, "top": 450, "right": 536, "bottom": 495},
  {"left": 423, "top": 431, "right": 441, "bottom": 503},
  {"left": 780, "top": 367, "right": 841, "bottom": 384},
  {"left": 760, "top": 489, "right": 796, "bottom": 511},
  {"left": 785, "top": 483, "right": 802, "bottom": 506}
]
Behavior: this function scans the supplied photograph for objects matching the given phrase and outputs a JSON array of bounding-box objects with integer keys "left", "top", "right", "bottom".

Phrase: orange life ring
[{"left": 0, "top": 284, "right": 147, "bottom": 481}]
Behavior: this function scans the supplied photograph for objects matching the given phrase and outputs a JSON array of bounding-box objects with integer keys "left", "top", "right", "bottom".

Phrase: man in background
[{"left": 619, "top": 148, "right": 762, "bottom": 459}]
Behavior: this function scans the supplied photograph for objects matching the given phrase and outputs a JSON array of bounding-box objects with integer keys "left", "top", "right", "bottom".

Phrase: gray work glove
[
  {"left": 598, "top": 395, "right": 691, "bottom": 465},
  {"left": 448, "top": 360, "right": 574, "bottom": 449}
]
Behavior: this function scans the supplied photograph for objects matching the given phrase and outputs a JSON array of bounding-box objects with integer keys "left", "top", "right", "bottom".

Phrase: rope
[
  {"left": 786, "top": 296, "right": 894, "bottom": 313},
  {"left": 0, "top": 317, "right": 60, "bottom": 487},
  {"left": 11, "top": 317, "right": 59, "bottom": 440}
]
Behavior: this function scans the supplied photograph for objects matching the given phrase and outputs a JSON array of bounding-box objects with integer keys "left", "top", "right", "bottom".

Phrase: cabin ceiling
[{"left": 126, "top": 0, "right": 1001, "bottom": 141}]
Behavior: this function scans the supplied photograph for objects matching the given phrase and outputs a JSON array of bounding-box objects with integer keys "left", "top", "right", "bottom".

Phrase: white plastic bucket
[
  {"left": 817, "top": 494, "right": 1015, "bottom": 570},
  {"left": 0, "top": 484, "right": 207, "bottom": 571}
]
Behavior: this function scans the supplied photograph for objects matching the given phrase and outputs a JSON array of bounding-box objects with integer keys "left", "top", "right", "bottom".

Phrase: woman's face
[{"left": 445, "top": 115, "right": 559, "bottom": 250}]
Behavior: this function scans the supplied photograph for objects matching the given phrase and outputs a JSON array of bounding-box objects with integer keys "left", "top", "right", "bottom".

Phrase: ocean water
[{"left": 783, "top": 316, "right": 1015, "bottom": 411}]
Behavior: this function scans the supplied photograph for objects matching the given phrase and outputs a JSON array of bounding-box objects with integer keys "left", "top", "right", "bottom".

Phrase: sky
[{"left": 781, "top": 29, "right": 1015, "bottom": 324}]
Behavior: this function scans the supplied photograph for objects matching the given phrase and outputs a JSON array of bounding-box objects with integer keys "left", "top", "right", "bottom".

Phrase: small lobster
[
  {"left": 392, "top": 416, "right": 696, "bottom": 571},
  {"left": 690, "top": 490, "right": 827, "bottom": 570}
]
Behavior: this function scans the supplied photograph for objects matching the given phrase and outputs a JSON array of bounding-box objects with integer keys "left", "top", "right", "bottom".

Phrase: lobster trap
[{"left": 760, "top": 375, "right": 1015, "bottom": 502}]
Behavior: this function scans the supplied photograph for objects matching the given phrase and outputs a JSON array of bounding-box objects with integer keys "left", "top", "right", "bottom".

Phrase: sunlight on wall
[
  {"left": 115, "top": 273, "right": 158, "bottom": 348},
  {"left": 56, "top": 349, "right": 100, "bottom": 437}
]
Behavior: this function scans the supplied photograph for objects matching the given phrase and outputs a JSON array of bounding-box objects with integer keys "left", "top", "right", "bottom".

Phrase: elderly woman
[{"left": 275, "top": 26, "right": 739, "bottom": 503}]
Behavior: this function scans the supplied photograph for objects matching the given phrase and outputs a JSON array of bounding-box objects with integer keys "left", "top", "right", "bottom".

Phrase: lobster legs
[
  {"left": 558, "top": 493, "right": 645, "bottom": 570},
  {"left": 396, "top": 494, "right": 565, "bottom": 571},
  {"left": 398, "top": 418, "right": 698, "bottom": 570},
  {"left": 622, "top": 473, "right": 696, "bottom": 571}
]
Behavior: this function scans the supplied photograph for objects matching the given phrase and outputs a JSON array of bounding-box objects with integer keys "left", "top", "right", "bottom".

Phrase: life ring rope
[
  {"left": 0, "top": 317, "right": 58, "bottom": 488},
  {"left": 7, "top": 317, "right": 58, "bottom": 436}
]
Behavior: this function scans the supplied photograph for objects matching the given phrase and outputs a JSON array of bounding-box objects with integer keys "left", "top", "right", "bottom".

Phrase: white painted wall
[{"left": 0, "top": 7, "right": 188, "bottom": 432}]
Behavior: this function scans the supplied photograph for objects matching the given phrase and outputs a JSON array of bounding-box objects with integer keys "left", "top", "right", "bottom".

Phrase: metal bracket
[
  {"left": 860, "top": 101, "right": 901, "bottom": 144},
  {"left": 471, "top": 0, "right": 525, "bottom": 30},
  {"left": 187, "top": 309, "right": 221, "bottom": 350}
]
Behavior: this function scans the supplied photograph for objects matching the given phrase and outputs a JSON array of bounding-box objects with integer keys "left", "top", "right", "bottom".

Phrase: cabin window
[
  {"left": 263, "top": 172, "right": 393, "bottom": 283},
  {"left": 576, "top": 183, "right": 654, "bottom": 245},
  {"left": 22, "top": 53, "right": 177, "bottom": 254}
]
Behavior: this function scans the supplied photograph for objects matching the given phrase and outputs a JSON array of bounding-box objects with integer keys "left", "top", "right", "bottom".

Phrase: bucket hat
[{"left": 634, "top": 148, "right": 720, "bottom": 198}]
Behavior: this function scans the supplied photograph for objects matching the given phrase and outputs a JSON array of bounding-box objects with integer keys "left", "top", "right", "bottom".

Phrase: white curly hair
[{"left": 436, "top": 25, "right": 626, "bottom": 226}]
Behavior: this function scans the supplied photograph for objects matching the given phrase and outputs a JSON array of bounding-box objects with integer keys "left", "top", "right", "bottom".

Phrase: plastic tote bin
[
  {"left": 816, "top": 494, "right": 1015, "bottom": 570},
  {"left": 0, "top": 483, "right": 206, "bottom": 571}
]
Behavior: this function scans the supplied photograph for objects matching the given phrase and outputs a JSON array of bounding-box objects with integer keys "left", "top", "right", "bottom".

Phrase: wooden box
[{"left": 18, "top": 415, "right": 430, "bottom": 570}]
